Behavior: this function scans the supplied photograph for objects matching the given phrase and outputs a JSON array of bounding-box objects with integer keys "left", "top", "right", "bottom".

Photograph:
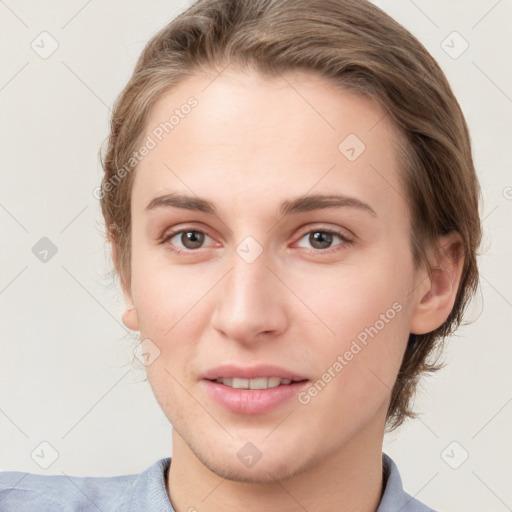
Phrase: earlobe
[
  {"left": 119, "top": 275, "right": 139, "bottom": 332},
  {"left": 111, "top": 239, "right": 140, "bottom": 332},
  {"left": 410, "top": 233, "right": 464, "bottom": 335},
  {"left": 122, "top": 304, "right": 139, "bottom": 331}
]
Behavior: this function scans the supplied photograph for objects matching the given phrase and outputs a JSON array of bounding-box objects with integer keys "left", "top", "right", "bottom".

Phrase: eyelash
[{"left": 161, "top": 226, "right": 354, "bottom": 255}]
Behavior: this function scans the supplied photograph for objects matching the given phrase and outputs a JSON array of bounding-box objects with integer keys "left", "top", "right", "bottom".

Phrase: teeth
[
  {"left": 267, "top": 377, "right": 282, "bottom": 387},
  {"left": 215, "top": 377, "right": 296, "bottom": 389},
  {"left": 249, "top": 377, "right": 267, "bottom": 389},
  {"left": 233, "top": 378, "right": 249, "bottom": 389}
]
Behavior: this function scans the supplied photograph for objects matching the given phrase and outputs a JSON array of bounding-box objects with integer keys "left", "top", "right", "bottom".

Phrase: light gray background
[{"left": 0, "top": 1, "right": 510, "bottom": 510}]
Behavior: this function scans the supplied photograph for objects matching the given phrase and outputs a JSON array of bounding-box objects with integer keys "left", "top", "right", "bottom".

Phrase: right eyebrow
[{"left": 145, "top": 193, "right": 217, "bottom": 214}]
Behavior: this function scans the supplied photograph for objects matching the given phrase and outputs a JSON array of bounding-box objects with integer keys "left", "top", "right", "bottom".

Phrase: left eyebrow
[
  {"left": 280, "top": 194, "right": 377, "bottom": 217},
  {"left": 144, "top": 192, "right": 377, "bottom": 217}
]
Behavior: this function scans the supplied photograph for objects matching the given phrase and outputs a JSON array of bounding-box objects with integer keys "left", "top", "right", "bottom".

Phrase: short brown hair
[{"left": 99, "top": 0, "right": 481, "bottom": 431}]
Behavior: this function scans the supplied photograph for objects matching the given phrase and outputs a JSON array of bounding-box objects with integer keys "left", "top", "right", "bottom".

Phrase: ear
[
  {"left": 111, "top": 240, "right": 139, "bottom": 332},
  {"left": 410, "top": 232, "right": 464, "bottom": 335}
]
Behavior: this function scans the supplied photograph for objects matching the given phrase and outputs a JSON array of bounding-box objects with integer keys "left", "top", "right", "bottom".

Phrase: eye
[
  {"left": 163, "top": 229, "right": 214, "bottom": 251},
  {"left": 295, "top": 229, "right": 352, "bottom": 251}
]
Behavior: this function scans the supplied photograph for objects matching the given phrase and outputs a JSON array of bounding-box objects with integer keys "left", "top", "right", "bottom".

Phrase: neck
[{"left": 167, "top": 418, "right": 386, "bottom": 512}]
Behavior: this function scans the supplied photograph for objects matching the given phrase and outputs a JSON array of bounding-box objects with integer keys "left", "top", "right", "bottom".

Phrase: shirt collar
[
  {"left": 117, "top": 457, "right": 174, "bottom": 512},
  {"left": 119, "top": 453, "right": 424, "bottom": 512}
]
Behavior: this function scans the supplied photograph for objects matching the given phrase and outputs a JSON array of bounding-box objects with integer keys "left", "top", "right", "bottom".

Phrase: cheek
[
  {"left": 129, "top": 250, "right": 220, "bottom": 412},
  {"left": 293, "top": 249, "right": 413, "bottom": 408},
  {"left": 293, "top": 245, "right": 413, "bottom": 340},
  {"left": 134, "top": 282, "right": 210, "bottom": 356},
  {"left": 129, "top": 237, "right": 207, "bottom": 336},
  {"left": 131, "top": 257, "right": 211, "bottom": 425}
]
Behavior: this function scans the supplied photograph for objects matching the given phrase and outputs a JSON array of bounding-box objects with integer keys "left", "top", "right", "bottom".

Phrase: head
[{"left": 99, "top": 0, "right": 481, "bottom": 482}]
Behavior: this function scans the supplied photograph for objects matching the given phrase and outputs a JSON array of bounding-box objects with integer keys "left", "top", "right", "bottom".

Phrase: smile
[{"left": 213, "top": 377, "right": 305, "bottom": 389}]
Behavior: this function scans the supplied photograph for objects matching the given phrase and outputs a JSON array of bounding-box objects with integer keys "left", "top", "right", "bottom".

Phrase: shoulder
[
  {"left": 0, "top": 470, "right": 135, "bottom": 512},
  {"left": 378, "top": 453, "right": 439, "bottom": 512},
  {"left": 0, "top": 458, "right": 171, "bottom": 512}
]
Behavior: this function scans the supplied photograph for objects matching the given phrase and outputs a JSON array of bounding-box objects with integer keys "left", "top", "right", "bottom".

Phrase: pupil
[
  {"left": 310, "top": 231, "right": 332, "bottom": 249},
  {"left": 182, "top": 231, "right": 204, "bottom": 249}
]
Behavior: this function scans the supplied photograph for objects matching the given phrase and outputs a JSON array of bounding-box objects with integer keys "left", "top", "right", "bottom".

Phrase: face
[{"left": 122, "top": 68, "right": 423, "bottom": 482}]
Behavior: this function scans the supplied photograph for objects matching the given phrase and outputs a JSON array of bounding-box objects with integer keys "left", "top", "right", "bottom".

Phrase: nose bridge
[{"left": 211, "top": 241, "right": 287, "bottom": 341}]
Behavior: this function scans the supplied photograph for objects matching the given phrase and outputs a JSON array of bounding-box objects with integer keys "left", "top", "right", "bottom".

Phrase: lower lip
[{"left": 201, "top": 379, "right": 309, "bottom": 414}]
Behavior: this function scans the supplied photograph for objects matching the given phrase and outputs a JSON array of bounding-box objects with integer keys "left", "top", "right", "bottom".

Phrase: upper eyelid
[
  {"left": 293, "top": 229, "right": 353, "bottom": 249},
  {"left": 294, "top": 224, "right": 355, "bottom": 242},
  {"left": 161, "top": 223, "right": 215, "bottom": 240},
  {"left": 163, "top": 227, "right": 215, "bottom": 244}
]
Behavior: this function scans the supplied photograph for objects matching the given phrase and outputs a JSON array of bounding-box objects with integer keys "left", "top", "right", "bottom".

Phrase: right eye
[{"left": 163, "top": 229, "right": 216, "bottom": 252}]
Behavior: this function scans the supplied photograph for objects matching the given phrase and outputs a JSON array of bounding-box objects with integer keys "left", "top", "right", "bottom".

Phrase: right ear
[{"left": 111, "top": 240, "right": 139, "bottom": 332}]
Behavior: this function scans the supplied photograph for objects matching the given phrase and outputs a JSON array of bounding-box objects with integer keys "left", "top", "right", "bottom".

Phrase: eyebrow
[{"left": 145, "top": 192, "right": 377, "bottom": 217}]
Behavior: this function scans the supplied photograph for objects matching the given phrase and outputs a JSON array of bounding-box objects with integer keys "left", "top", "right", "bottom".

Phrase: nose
[{"left": 210, "top": 247, "right": 289, "bottom": 344}]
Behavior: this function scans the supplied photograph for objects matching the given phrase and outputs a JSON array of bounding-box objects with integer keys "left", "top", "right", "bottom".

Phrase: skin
[{"left": 116, "top": 68, "right": 463, "bottom": 512}]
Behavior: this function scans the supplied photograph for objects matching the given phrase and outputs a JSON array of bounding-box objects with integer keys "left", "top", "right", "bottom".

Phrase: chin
[
  {"left": 185, "top": 432, "right": 317, "bottom": 484},
  {"left": 199, "top": 452, "right": 306, "bottom": 484}
]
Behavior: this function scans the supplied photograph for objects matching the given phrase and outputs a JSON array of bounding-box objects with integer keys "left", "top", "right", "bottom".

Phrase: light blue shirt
[{"left": 0, "top": 453, "right": 436, "bottom": 511}]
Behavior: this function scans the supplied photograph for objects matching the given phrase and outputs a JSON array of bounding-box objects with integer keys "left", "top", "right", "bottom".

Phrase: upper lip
[{"left": 202, "top": 364, "right": 309, "bottom": 381}]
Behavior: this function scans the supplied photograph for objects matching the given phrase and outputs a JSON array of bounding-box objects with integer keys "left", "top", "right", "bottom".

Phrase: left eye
[{"left": 296, "top": 230, "right": 348, "bottom": 250}]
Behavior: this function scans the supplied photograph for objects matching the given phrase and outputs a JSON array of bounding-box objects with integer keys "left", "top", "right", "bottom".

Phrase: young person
[{"left": 0, "top": 0, "right": 481, "bottom": 510}]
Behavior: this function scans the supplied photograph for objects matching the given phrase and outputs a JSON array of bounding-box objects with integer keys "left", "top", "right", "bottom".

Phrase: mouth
[
  {"left": 200, "top": 365, "right": 310, "bottom": 414},
  {"left": 209, "top": 377, "right": 308, "bottom": 389}
]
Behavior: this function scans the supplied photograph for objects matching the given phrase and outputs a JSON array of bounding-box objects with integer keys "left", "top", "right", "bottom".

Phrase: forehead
[{"left": 132, "top": 67, "right": 406, "bottom": 221}]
